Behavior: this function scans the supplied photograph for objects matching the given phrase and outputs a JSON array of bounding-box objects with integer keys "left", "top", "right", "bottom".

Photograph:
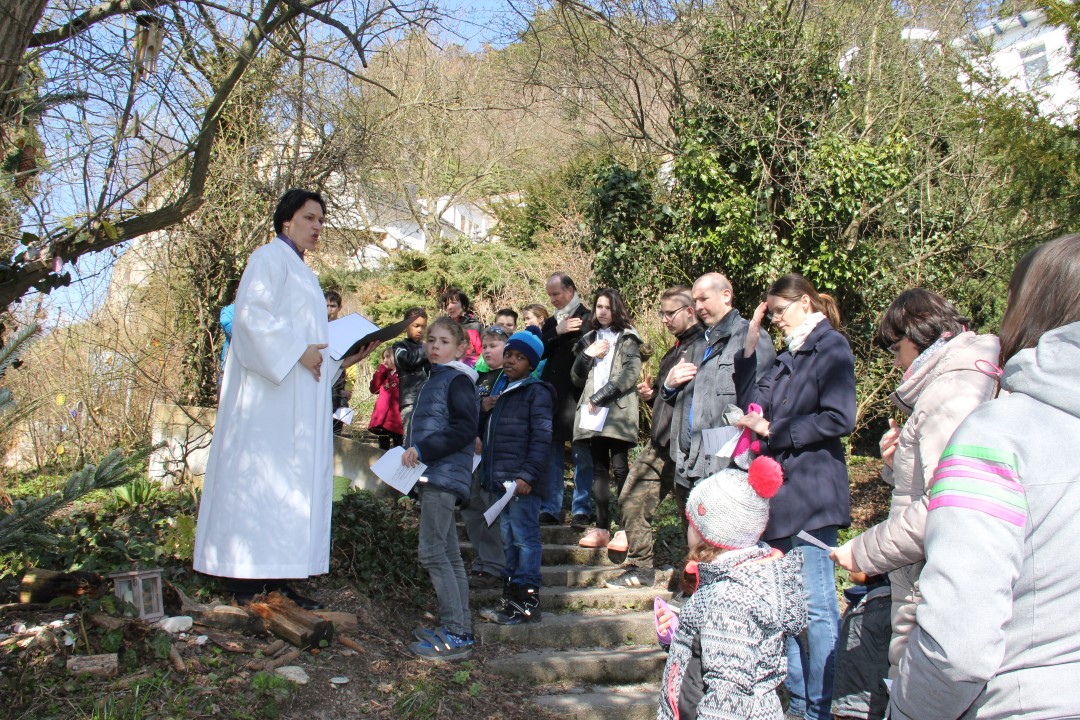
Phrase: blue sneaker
[{"left": 407, "top": 627, "right": 474, "bottom": 661}]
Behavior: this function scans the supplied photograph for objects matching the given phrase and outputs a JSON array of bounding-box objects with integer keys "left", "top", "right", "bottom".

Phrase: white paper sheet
[
  {"left": 483, "top": 481, "right": 517, "bottom": 526},
  {"left": 472, "top": 453, "right": 482, "bottom": 472},
  {"left": 578, "top": 406, "right": 609, "bottom": 432},
  {"left": 327, "top": 313, "right": 379, "bottom": 360},
  {"left": 796, "top": 530, "right": 835, "bottom": 554},
  {"left": 715, "top": 428, "right": 742, "bottom": 460},
  {"left": 333, "top": 407, "right": 355, "bottom": 424},
  {"left": 701, "top": 426, "right": 739, "bottom": 457},
  {"left": 370, "top": 446, "right": 427, "bottom": 495}
]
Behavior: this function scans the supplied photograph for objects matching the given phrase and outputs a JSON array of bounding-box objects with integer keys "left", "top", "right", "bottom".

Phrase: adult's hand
[
  {"left": 342, "top": 340, "right": 380, "bottom": 369},
  {"left": 584, "top": 339, "right": 609, "bottom": 358},
  {"left": 744, "top": 301, "right": 768, "bottom": 357},
  {"left": 664, "top": 360, "right": 697, "bottom": 389},
  {"left": 830, "top": 542, "right": 862, "bottom": 574},
  {"left": 638, "top": 374, "right": 654, "bottom": 401},
  {"left": 588, "top": 403, "right": 602, "bottom": 415},
  {"left": 880, "top": 418, "right": 901, "bottom": 468},
  {"left": 735, "top": 412, "right": 770, "bottom": 437},
  {"left": 300, "top": 344, "right": 328, "bottom": 380},
  {"left": 557, "top": 316, "right": 583, "bottom": 335}
]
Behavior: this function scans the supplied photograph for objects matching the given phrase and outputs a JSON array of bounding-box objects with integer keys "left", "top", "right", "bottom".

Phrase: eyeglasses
[
  {"left": 769, "top": 302, "right": 794, "bottom": 321},
  {"left": 887, "top": 337, "right": 904, "bottom": 354},
  {"left": 484, "top": 326, "right": 509, "bottom": 338},
  {"left": 658, "top": 305, "right": 690, "bottom": 321}
]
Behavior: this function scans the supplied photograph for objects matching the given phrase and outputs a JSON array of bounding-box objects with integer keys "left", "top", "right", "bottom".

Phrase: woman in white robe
[{"left": 193, "top": 189, "right": 375, "bottom": 607}]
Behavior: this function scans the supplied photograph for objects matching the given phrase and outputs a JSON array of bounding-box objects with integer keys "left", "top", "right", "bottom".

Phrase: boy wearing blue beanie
[{"left": 478, "top": 327, "right": 556, "bottom": 624}]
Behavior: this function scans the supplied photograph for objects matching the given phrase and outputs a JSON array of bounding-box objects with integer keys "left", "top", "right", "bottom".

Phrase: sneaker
[
  {"left": 495, "top": 586, "right": 541, "bottom": 625},
  {"left": 407, "top": 627, "right": 474, "bottom": 661},
  {"left": 606, "top": 530, "right": 629, "bottom": 553},
  {"left": 539, "top": 512, "right": 562, "bottom": 526},
  {"left": 605, "top": 568, "right": 655, "bottom": 589},
  {"left": 468, "top": 570, "right": 502, "bottom": 589},
  {"left": 479, "top": 580, "right": 513, "bottom": 622},
  {"left": 578, "top": 528, "right": 611, "bottom": 548},
  {"left": 570, "top": 513, "right": 591, "bottom": 529}
]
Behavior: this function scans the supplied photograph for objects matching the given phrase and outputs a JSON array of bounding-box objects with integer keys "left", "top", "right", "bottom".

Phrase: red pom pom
[{"left": 747, "top": 456, "right": 784, "bottom": 498}]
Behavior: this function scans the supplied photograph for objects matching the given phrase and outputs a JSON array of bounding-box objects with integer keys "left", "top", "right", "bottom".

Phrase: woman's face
[
  {"left": 406, "top": 316, "right": 427, "bottom": 342},
  {"left": 767, "top": 293, "right": 810, "bottom": 337},
  {"left": 282, "top": 199, "right": 324, "bottom": 252},
  {"left": 523, "top": 310, "right": 544, "bottom": 328},
  {"left": 891, "top": 336, "right": 920, "bottom": 371},
  {"left": 444, "top": 297, "right": 463, "bottom": 319},
  {"left": 594, "top": 295, "right": 613, "bottom": 328},
  {"left": 425, "top": 325, "right": 466, "bottom": 364}
]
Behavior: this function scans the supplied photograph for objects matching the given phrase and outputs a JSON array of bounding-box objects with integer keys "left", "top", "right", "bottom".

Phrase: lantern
[{"left": 109, "top": 568, "right": 164, "bottom": 621}]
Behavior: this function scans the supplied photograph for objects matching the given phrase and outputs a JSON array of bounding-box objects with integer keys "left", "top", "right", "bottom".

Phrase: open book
[{"left": 327, "top": 313, "right": 410, "bottom": 361}]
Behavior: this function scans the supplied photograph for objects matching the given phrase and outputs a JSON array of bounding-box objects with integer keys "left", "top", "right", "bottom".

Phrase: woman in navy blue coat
[{"left": 733, "top": 273, "right": 856, "bottom": 720}]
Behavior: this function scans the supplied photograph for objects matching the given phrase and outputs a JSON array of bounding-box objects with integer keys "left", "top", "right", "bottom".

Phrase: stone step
[
  {"left": 532, "top": 685, "right": 660, "bottom": 720},
  {"left": 457, "top": 522, "right": 584, "bottom": 546},
  {"left": 489, "top": 646, "right": 667, "bottom": 685},
  {"left": 461, "top": 542, "right": 626, "bottom": 567},
  {"left": 472, "top": 585, "right": 670, "bottom": 613},
  {"left": 477, "top": 610, "right": 656, "bottom": 649},
  {"left": 540, "top": 564, "right": 626, "bottom": 588}
]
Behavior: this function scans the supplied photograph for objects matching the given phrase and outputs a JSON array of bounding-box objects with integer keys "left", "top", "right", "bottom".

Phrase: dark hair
[
  {"left": 404, "top": 306, "right": 428, "bottom": 322},
  {"left": 522, "top": 303, "right": 549, "bottom": 323},
  {"left": 548, "top": 272, "right": 577, "bottom": 292},
  {"left": 590, "top": 287, "right": 633, "bottom": 331},
  {"left": 495, "top": 308, "right": 518, "bottom": 323},
  {"left": 426, "top": 316, "right": 467, "bottom": 346},
  {"left": 324, "top": 290, "right": 342, "bottom": 305},
  {"left": 999, "top": 234, "right": 1080, "bottom": 365},
  {"left": 876, "top": 289, "right": 969, "bottom": 352},
  {"left": 273, "top": 189, "right": 325, "bottom": 234},
  {"left": 768, "top": 273, "right": 841, "bottom": 329},
  {"left": 440, "top": 287, "right": 470, "bottom": 311}
]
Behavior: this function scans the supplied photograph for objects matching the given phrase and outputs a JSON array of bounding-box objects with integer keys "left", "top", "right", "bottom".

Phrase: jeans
[
  {"left": 460, "top": 472, "right": 504, "bottom": 576},
  {"left": 570, "top": 440, "right": 594, "bottom": 518},
  {"left": 617, "top": 444, "right": 674, "bottom": 566},
  {"left": 541, "top": 439, "right": 567, "bottom": 518},
  {"left": 500, "top": 493, "right": 543, "bottom": 588},
  {"left": 781, "top": 526, "right": 841, "bottom": 720},
  {"left": 589, "top": 437, "right": 633, "bottom": 530},
  {"left": 417, "top": 487, "right": 471, "bottom": 635}
]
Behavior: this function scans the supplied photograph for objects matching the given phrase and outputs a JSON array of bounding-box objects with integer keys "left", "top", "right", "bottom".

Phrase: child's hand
[
  {"left": 402, "top": 447, "right": 420, "bottom": 467},
  {"left": 514, "top": 478, "right": 531, "bottom": 496},
  {"left": 474, "top": 437, "right": 482, "bottom": 455},
  {"left": 481, "top": 394, "right": 499, "bottom": 412},
  {"left": 655, "top": 604, "right": 679, "bottom": 637},
  {"left": 588, "top": 403, "right": 602, "bottom": 415}
]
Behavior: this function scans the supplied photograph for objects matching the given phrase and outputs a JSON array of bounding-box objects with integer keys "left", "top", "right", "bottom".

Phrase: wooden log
[
  {"left": 168, "top": 645, "right": 186, "bottom": 673},
  {"left": 89, "top": 613, "right": 126, "bottom": 632},
  {"left": 67, "top": 653, "right": 119, "bottom": 678},
  {"left": 245, "top": 593, "right": 333, "bottom": 649},
  {"left": 245, "top": 647, "right": 301, "bottom": 672},
  {"left": 20, "top": 569, "right": 103, "bottom": 603},
  {"left": 192, "top": 605, "right": 264, "bottom": 634},
  {"left": 312, "top": 611, "right": 358, "bottom": 634},
  {"left": 337, "top": 635, "right": 364, "bottom": 654}
]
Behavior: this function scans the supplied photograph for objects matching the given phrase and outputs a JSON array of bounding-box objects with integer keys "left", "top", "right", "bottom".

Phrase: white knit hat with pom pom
[{"left": 686, "top": 456, "right": 785, "bottom": 549}]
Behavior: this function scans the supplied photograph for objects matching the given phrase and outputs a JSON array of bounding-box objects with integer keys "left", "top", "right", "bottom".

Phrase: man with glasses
[
  {"left": 607, "top": 286, "right": 704, "bottom": 589},
  {"left": 662, "top": 273, "right": 775, "bottom": 522}
]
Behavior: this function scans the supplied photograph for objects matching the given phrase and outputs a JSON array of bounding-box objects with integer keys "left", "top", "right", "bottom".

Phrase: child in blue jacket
[{"left": 478, "top": 327, "right": 555, "bottom": 624}]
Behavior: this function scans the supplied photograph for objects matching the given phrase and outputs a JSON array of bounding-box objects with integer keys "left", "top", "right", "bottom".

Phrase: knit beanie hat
[
  {"left": 506, "top": 326, "right": 544, "bottom": 369},
  {"left": 686, "top": 456, "right": 784, "bottom": 549}
]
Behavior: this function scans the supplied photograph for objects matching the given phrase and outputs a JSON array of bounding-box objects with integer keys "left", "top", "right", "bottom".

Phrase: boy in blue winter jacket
[{"left": 478, "top": 327, "right": 555, "bottom": 624}]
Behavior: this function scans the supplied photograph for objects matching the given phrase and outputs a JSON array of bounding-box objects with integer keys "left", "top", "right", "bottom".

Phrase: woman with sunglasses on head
[
  {"left": 829, "top": 290, "right": 998, "bottom": 691},
  {"left": 888, "top": 235, "right": 1080, "bottom": 720},
  {"left": 733, "top": 273, "right": 856, "bottom": 720}
]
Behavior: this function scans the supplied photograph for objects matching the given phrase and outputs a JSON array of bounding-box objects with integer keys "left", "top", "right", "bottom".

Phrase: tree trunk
[{"left": 0, "top": 0, "right": 49, "bottom": 127}]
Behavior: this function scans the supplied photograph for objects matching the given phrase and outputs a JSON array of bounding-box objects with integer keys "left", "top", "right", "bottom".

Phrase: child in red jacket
[{"left": 368, "top": 348, "right": 403, "bottom": 449}]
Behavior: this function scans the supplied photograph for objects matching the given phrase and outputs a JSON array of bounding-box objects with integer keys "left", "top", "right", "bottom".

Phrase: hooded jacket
[
  {"left": 393, "top": 336, "right": 430, "bottom": 411},
  {"left": 570, "top": 326, "right": 643, "bottom": 444},
  {"left": 658, "top": 544, "right": 808, "bottom": 720},
  {"left": 407, "top": 361, "right": 480, "bottom": 503},
  {"left": 850, "top": 331, "right": 999, "bottom": 672},
  {"left": 890, "top": 322, "right": 1080, "bottom": 720},
  {"left": 479, "top": 377, "right": 556, "bottom": 496}
]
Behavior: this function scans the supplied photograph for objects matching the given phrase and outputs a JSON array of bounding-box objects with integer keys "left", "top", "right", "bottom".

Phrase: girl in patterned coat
[{"left": 658, "top": 457, "right": 808, "bottom": 720}]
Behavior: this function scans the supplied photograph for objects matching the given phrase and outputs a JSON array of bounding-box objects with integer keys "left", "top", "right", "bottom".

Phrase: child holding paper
[
  {"left": 402, "top": 317, "right": 480, "bottom": 661},
  {"left": 477, "top": 327, "right": 555, "bottom": 624}
]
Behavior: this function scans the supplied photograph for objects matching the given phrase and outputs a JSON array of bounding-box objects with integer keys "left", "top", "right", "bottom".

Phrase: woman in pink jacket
[{"left": 831, "top": 289, "right": 998, "bottom": 677}]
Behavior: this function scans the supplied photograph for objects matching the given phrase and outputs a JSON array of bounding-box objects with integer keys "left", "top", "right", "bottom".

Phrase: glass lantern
[{"left": 109, "top": 568, "right": 164, "bottom": 622}]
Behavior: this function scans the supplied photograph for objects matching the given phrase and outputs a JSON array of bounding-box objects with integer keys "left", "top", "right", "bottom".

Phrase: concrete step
[
  {"left": 461, "top": 542, "right": 626, "bottom": 567},
  {"left": 457, "top": 522, "right": 584, "bottom": 546},
  {"left": 532, "top": 685, "right": 660, "bottom": 720},
  {"left": 489, "top": 646, "right": 667, "bottom": 685},
  {"left": 473, "top": 585, "right": 669, "bottom": 613},
  {"left": 539, "top": 564, "right": 627, "bottom": 588},
  {"left": 477, "top": 610, "right": 656, "bottom": 649}
]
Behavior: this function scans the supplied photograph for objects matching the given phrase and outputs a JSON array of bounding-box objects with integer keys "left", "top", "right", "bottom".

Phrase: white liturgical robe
[{"left": 193, "top": 237, "right": 340, "bottom": 579}]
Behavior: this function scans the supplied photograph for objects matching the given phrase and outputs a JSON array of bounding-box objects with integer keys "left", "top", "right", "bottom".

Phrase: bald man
[{"left": 662, "top": 273, "right": 776, "bottom": 519}]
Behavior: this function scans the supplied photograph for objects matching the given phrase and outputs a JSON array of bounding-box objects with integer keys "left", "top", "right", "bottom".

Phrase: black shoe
[
  {"left": 539, "top": 512, "right": 562, "bottom": 526},
  {"left": 605, "top": 568, "right": 655, "bottom": 589},
  {"left": 494, "top": 585, "right": 541, "bottom": 625},
  {"left": 571, "top": 513, "right": 590, "bottom": 529},
  {"left": 468, "top": 570, "right": 502, "bottom": 589},
  {"left": 279, "top": 585, "right": 324, "bottom": 610}
]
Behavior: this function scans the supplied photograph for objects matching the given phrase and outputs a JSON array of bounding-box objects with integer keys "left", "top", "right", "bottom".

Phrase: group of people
[{"left": 192, "top": 188, "right": 1080, "bottom": 719}]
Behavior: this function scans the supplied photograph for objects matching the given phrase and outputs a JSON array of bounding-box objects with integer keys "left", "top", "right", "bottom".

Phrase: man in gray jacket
[{"left": 662, "top": 273, "right": 775, "bottom": 519}]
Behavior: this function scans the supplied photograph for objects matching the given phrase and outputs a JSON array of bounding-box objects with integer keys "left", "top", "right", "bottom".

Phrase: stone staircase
[{"left": 460, "top": 524, "right": 673, "bottom": 719}]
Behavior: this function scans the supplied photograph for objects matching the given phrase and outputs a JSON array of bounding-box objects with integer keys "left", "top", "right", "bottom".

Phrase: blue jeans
[
  {"left": 500, "top": 493, "right": 543, "bottom": 588},
  {"left": 541, "top": 440, "right": 566, "bottom": 517},
  {"left": 570, "top": 440, "right": 594, "bottom": 518},
  {"left": 417, "top": 487, "right": 471, "bottom": 635},
  {"left": 784, "top": 526, "right": 841, "bottom": 720}
]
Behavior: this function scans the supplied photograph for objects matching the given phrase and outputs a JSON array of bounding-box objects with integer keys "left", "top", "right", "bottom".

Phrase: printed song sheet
[
  {"left": 371, "top": 446, "right": 427, "bottom": 495},
  {"left": 483, "top": 481, "right": 516, "bottom": 526},
  {"left": 578, "top": 406, "right": 609, "bottom": 432},
  {"left": 701, "top": 426, "right": 740, "bottom": 457}
]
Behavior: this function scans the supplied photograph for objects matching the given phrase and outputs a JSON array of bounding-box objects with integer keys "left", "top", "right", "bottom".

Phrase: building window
[{"left": 1020, "top": 42, "right": 1050, "bottom": 90}]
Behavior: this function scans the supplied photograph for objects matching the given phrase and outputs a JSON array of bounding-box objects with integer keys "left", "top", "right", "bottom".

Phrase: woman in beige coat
[{"left": 831, "top": 289, "right": 999, "bottom": 676}]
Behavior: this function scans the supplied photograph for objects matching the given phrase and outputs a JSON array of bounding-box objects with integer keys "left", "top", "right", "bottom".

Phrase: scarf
[
  {"left": 785, "top": 312, "right": 826, "bottom": 353},
  {"left": 554, "top": 292, "right": 582, "bottom": 323},
  {"left": 902, "top": 333, "right": 951, "bottom": 382}
]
